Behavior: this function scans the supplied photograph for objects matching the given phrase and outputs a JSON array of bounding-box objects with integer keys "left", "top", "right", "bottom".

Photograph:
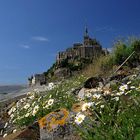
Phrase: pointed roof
[{"left": 84, "top": 26, "right": 89, "bottom": 37}]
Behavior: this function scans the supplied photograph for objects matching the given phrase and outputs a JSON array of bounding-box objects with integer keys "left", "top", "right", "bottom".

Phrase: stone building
[
  {"left": 28, "top": 74, "right": 46, "bottom": 86},
  {"left": 56, "top": 27, "right": 106, "bottom": 64}
]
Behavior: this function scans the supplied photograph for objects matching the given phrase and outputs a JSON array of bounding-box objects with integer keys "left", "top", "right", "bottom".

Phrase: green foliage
[
  {"left": 113, "top": 42, "right": 127, "bottom": 65},
  {"left": 13, "top": 75, "right": 87, "bottom": 127},
  {"left": 100, "top": 38, "right": 140, "bottom": 74},
  {"left": 75, "top": 79, "right": 140, "bottom": 140},
  {"left": 44, "top": 63, "right": 56, "bottom": 78},
  {"left": 113, "top": 38, "right": 140, "bottom": 66}
]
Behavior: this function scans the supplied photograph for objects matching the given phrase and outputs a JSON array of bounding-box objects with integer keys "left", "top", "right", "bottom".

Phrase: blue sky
[{"left": 0, "top": 0, "right": 140, "bottom": 84}]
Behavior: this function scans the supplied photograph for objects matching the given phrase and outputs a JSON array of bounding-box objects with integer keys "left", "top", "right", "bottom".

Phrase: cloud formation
[
  {"left": 32, "top": 36, "right": 49, "bottom": 42},
  {"left": 20, "top": 44, "right": 30, "bottom": 49}
]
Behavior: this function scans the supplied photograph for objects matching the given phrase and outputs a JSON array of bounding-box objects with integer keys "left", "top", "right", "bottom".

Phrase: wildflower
[
  {"left": 4, "top": 122, "right": 8, "bottom": 128},
  {"left": 132, "top": 74, "right": 137, "bottom": 78},
  {"left": 127, "top": 81, "right": 131, "bottom": 85},
  {"left": 100, "top": 105, "right": 105, "bottom": 108},
  {"left": 3, "top": 133, "right": 7, "bottom": 138},
  {"left": 116, "top": 91, "right": 124, "bottom": 96},
  {"left": 10, "top": 114, "right": 14, "bottom": 119},
  {"left": 119, "top": 84, "right": 128, "bottom": 92},
  {"left": 82, "top": 102, "right": 93, "bottom": 111},
  {"left": 130, "top": 86, "right": 135, "bottom": 89},
  {"left": 13, "top": 129, "right": 17, "bottom": 133},
  {"left": 27, "top": 92, "right": 32, "bottom": 96},
  {"left": 75, "top": 113, "right": 85, "bottom": 125},
  {"left": 0, "top": 129, "right": 3, "bottom": 135},
  {"left": 49, "top": 94, "right": 52, "bottom": 98},
  {"left": 48, "top": 82, "right": 54, "bottom": 90},
  {"left": 125, "top": 90, "right": 132, "bottom": 95},
  {"left": 114, "top": 97, "right": 119, "bottom": 101},
  {"left": 23, "top": 103, "right": 30, "bottom": 109},
  {"left": 95, "top": 101, "right": 101, "bottom": 106},
  {"left": 93, "top": 93, "right": 101, "bottom": 99},
  {"left": 85, "top": 92, "right": 92, "bottom": 98},
  {"left": 32, "top": 105, "right": 39, "bottom": 116},
  {"left": 29, "top": 95, "right": 34, "bottom": 100},
  {"left": 25, "top": 113, "right": 30, "bottom": 117},
  {"left": 97, "top": 87, "right": 103, "bottom": 92},
  {"left": 48, "top": 99, "right": 54, "bottom": 106},
  {"left": 44, "top": 104, "right": 49, "bottom": 109},
  {"left": 32, "top": 101, "right": 36, "bottom": 107},
  {"left": 103, "top": 90, "right": 111, "bottom": 95},
  {"left": 8, "top": 109, "right": 13, "bottom": 115},
  {"left": 38, "top": 97, "right": 42, "bottom": 102}
]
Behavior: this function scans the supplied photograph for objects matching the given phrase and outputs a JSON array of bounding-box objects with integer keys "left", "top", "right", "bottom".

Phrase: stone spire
[{"left": 84, "top": 26, "right": 89, "bottom": 37}]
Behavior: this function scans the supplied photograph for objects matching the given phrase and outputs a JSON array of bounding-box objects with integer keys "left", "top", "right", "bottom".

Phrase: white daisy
[
  {"left": 48, "top": 99, "right": 54, "bottom": 106},
  {"left": 93, "top": 94, "right": 101, "bottom": 99},
  {"left": 114, "top": 97, "right": 119, "bottom": 101},
  {"left": 32, "top": 105, "right": 39, "bottom": 116},
  {"left": 3, "top": 133, "right": 7, "bottom": 138},
  {"left": 23, "top": 103, "right": 30, "bottom": 109},
  {"left": 116, "top": 91, "right": 124, "bottom": 96},
  {"left": 75, "top": 113, "right": 86, "bottom": 125},
  {"left": 127, "top": 81, "right": 131, "bottom": 85},
  {"left": 100, "top": 105, "right": 105, "bottom": 108},
  {"left": 4, "top": 122, "right": 8, "bottom": 128},
  {"left": 119, "top": 84, "right": 128, "bottom": 92},
  {"left": 85, "top": 92, "right": 92, "bottom": 98},
  {"left": 25, "top": 113, "right": 30, "bottom": 117},
  {"left": 130, "top": 86, "right": 135, "bottom": 89},
  {"left": 82, "top": 102, "right": 93, "bottom": 111},
  {"left": 13, "top": 129, "right": 17, "bottom": 133}
]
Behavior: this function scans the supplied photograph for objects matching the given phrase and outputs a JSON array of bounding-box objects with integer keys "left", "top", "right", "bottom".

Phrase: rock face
[
  {"left": 84, "top": 76, "right": 104, "bottom": 89},
  {"left": 38, "top": 108, "right": 78, "bottom": 140}
]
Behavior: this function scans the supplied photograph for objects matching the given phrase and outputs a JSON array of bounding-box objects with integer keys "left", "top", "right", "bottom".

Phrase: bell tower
[{"left": 84, "top": 26, "right": 90, "bottom": 47}]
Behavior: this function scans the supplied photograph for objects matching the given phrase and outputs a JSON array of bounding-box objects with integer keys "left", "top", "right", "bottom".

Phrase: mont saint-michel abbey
[
  {"left": 29, "top": 28, "right": 108, "bottom": 86},
  {"left": 56, "top": 28, "right": 107, "bottom": 64}
]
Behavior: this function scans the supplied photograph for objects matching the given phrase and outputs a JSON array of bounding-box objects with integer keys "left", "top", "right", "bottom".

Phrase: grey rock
[
  {"left": 77, "top": 88, "right": 85, "bottom": 99},
  {"left": 40, "top": 124, "right": 75, "bottom": 140},
  {"left": 84, "top": 76, "right": 103, "bottom": 89}
]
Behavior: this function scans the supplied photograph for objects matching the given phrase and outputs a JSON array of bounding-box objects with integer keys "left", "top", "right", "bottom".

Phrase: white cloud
[
  {"left": 20, "top": 44, "right": 30, "bottom": 49},
  {"left": 32, "top": 36, "right": 49, "bottom": 42}
]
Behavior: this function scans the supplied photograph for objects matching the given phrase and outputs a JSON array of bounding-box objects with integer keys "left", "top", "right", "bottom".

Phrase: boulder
[
  {"left": 77, "top": 88, "right": 85, "bottom": 99},
  {"left": 84, "top": 76, "right": 104, "bottom": 89},
  {"left": 38, "top": 108, "right": 77, "bottom": 140}
]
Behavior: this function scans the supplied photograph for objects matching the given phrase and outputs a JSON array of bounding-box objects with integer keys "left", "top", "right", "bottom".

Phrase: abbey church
[{"left": 56, "top": 27, "right": 108, "bottom": 64}]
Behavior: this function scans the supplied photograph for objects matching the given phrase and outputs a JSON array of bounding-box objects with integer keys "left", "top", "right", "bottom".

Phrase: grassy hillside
[{"left": 2, "top": 37, "right": 140, "bottom": 140}]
